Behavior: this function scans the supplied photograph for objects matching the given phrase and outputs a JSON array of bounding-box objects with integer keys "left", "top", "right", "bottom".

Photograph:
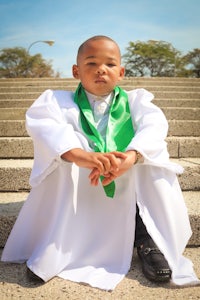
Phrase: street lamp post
[
  {"left": 26, "top": 40, "right": 55, "bottom": 77},
  {"left": 27, "top": 40, "right": 55, "bottom": 54}
]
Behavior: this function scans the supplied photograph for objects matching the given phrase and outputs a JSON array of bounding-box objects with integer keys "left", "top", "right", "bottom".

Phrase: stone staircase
[{"left": 0, "top": 77, "right": 200, "bottom": 250}]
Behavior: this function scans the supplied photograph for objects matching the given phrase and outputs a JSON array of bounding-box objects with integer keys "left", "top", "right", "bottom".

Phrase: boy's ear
[
  {"left": 72, "top": 64, "right": 79, "bottom": 79},
  {"left": 118, "top": 66, "right": 125, "bottom": 81}
]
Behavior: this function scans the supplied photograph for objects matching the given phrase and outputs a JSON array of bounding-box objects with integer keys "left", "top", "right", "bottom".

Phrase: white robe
[{"left": 1, "top": 88, "right": 199, "bottom": 290}]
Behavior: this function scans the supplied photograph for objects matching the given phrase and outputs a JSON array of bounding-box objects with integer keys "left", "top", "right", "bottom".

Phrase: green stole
[{"left": 74, "top": 83, "right": 135, "bottom": 198}]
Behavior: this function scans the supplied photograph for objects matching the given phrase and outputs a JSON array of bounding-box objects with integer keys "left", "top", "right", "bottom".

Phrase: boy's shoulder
[
  {"left": 124, "top": 87, "right": 150, "bottom": 95},
  {"left": 123, "top": 87, "right": 154, "bottom": 100},
  {"left": 41, "top": 88, "right": 74, "bottom": 98},
  {"left": 38, "top": 89, "right": 76, "bottom": 108}
]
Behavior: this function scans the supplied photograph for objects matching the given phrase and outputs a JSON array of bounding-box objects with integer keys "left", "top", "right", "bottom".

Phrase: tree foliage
[
  {"left": 0, "top": 47, "right": 59, "bottom": 78},
  {"left": 123, "top": 40, "right": 182, "bottom": 77},
  {"left": 182, "top": 48, "right": 200, "bottom": 78},
  {"left": 123, "top": 40, "right": 200, "bottom": 77}
]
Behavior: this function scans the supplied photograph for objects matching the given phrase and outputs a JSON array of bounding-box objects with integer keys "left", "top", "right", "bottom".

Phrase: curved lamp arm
[{"left": 27, "top": 40, "right": 55, "bottom": 53}]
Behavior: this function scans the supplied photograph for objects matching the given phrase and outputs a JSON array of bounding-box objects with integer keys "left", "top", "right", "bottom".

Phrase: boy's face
[{"left": 72, "top": 39, "right": 125, "bottom": 96}]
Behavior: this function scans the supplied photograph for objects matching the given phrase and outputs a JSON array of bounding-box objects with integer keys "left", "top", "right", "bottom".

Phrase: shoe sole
[{"left": 142, "top": 263, "right": 171, "bottom": 282}]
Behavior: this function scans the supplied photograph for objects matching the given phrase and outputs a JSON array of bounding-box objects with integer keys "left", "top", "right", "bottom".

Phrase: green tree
[
  {"left": 122, "top": 40, "right": 182, "bottom": 77},
  {"left": 0, "top": 47, "right": 59, "bottom": 78},
  {"left": 182, "top": 48, "right": 200, "bottom": 78}
]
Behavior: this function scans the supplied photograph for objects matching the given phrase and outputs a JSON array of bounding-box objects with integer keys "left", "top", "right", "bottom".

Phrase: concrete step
[
  {"left": 0, "top": 107, "right": 199, "bottom": 121},
  {"left": 0, "top": 108, "right": 27, "bottom": 120},
  {"left": 153, "top": 99, "right": 200, "bottom": 108},
  {"left": 167, "top": 120, "right": 200, "bottom": 137},
  {"left": 167, "top": 136, "right": 200, "bottom": 158},
  {"left": 0, "top": 91, "right": 200, "bottom": 100},
  {"left": 123, "top": 77, "right": 200, "bottom": 86},
  {"left": 174, "top": 158, "right": 200, "bottom": 191},
  {"left": 1, "top": 77, "right": 200, "bottom": 86},
  {"left": 0, "top": 137, "right": 33, "bottom": 158},
  {"left": 0, "top": 99, "right": 34, "bottom": 108},
  {"left": 0, "top": 92, "right": 67, "bottom": 100},
  {"left": 0, "top": 98, "right": 199, "bottom": 109},
  {"left": 0, "top": 136, "right": 199, "bottom": 159},
  {"left": 0, "top": 191, "right": 199, "bottom": 248},
  {"left": 0, "top": 247, "right": 199, "bottom": 299},
  {"left": 1, "top": 85, "right": 200, "bottom": 93},
  {"left": 0, "top": 192, "right": 29, "bottom": 248},
  {"left": 0, "top": 78, "right": 80, "bottom": 87},
  {"left": 0, "top": 158, "right": 199, "bottom": 192},
  {"left": 161, "top": 107, "right": 200, "bottom": 120},
  {"left": 1, "top": 119, "right": 199, "bottom": 137},
  {"left": 116, "top": 79, "right": 200, "bottom": 88},
  {"left": 0, "top": 159, "right": 33, "bottom": 191},
  {"left": 0, "top": 120, "right": 28, "bottom": 137}
]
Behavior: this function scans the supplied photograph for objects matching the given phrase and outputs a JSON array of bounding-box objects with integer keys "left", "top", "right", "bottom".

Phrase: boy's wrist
[
  {"left": 61, "top": 148, "right": 83, "bottom": 163},
  {"left": 126, "top": 150, "right": 143, "bottom": 165},
  {"left": 133, "top": 150, "right": 143, "bottom": 164}
]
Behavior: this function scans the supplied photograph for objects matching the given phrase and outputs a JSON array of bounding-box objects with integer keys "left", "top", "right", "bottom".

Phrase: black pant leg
[{"left": 134, "top": 204, "right": 151, "bottom": 247}]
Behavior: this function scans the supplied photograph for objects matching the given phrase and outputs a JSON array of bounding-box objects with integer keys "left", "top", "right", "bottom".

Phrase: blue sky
[{"left": 0, "top": 0, "right": 199, "bottom": 77}]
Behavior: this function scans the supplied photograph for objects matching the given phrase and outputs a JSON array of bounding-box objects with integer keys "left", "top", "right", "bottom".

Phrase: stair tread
[{"left": 0, "top": 157, "right": 199, "bottom": 167}]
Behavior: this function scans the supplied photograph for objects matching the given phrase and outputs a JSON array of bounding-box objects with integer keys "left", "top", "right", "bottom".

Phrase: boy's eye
[
  {"left": 87, "top": 62, "right": 96, "bottom": 66},
  {"left": 107, "top": 63, "right": 116, "bottom": 67}
]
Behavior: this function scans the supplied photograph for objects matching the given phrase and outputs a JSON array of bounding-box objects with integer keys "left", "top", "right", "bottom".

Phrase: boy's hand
[
  {"left": 89, "top": 150, "right": 137, "bottom": 186},
  {"left": 61, "top": 148, "right": 126, "bottom": 175}
]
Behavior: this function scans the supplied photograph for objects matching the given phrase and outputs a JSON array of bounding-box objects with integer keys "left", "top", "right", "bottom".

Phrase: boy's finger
[
  {"left": 104, "top": 153, "right": 120, "bottom": 171},
  {"left": 89, "top": 168, "right": 100, "bottom": 179},
  {"left": 101, "top": 173, "right": 116, "bottom": 186}
]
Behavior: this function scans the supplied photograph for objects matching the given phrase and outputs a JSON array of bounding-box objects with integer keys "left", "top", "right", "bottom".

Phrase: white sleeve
[
  {"left": 26, "top": 89, "right": 83, "bottom": 186},
  {"left": 126, "top": 88, "right": 183, "bottom": 173}
]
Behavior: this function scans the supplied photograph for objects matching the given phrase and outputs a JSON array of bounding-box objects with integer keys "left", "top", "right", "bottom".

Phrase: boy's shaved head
[
  {"left": 76, "top": 35, "right": 121, "bottom": 64},
  {"left": 72, "top": 35, "right": 124, "bottom": 96}
]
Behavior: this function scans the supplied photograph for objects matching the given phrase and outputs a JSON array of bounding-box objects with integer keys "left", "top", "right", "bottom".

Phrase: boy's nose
[{"left": 96, "top": 65, "right": 106, "bottom": 75}]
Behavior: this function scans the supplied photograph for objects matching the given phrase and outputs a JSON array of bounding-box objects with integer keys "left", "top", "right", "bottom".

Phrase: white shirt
[{"left": 85, "top": 90, "right": 113, "bottom": 141}]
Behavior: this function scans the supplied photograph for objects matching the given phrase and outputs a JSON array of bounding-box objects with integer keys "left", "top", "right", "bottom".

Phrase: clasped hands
[{"left": 61, "top": 148, "right": 137, "bottom": 186}]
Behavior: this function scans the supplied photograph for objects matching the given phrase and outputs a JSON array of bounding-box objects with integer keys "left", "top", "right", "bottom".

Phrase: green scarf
[{"left": 74, "top": 83, "right": 135, "bottom": 197}]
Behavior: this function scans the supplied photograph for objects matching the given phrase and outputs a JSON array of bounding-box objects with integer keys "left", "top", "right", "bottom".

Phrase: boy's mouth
[{"left": 95, "top": 78, "right": 106, "bottom": 83}]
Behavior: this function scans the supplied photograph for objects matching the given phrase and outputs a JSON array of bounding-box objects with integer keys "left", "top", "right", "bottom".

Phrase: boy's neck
[{"left": 84, "top": 89, "right": 113, "bottom": 101}]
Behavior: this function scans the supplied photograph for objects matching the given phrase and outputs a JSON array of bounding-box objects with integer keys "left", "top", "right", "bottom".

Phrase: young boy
[{"left": 1, "top": 35, "right": 199, "bottom": 290}]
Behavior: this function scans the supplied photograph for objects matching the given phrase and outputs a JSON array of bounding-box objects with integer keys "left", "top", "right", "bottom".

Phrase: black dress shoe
[
  {"left": 26, "top": 267, "right": 44, "bottom": 283},
  {"left": 137, "top": 238, "right": 172, "bottom": 282}
]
